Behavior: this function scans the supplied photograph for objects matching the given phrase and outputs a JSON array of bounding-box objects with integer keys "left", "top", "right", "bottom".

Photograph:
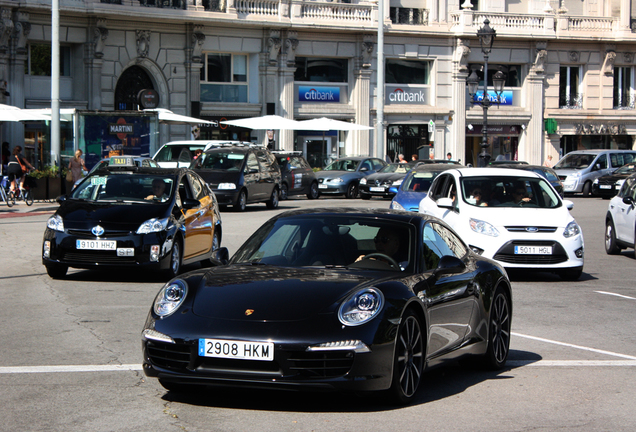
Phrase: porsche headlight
[
  {"left": 469, "top": 218, "right": 500, "bottom": 237},
  {"left": 338, "top": 287, "right": 384, "bottom": 326},
  {"left": 359, "top": 178, "right": 367, "bottom": 185},
  {"left": 153, "top": 279, "right": 188, "bottom": 318},
  {"left": 218, "top": 183, "right": 236, "bottom": 190},
  {"left": 563, "top": 221, "right": 581, "bottom": 238},
  {"left": 137, "top": 217, "right": 169, "bottom": 234},
  {"left": 47, "top": 214, "right": 64, "bottom": 232}
]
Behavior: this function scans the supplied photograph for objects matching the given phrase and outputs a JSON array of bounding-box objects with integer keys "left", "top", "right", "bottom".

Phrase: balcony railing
[
  {"left": 390, "top": 7, "right": 428, "bottom": 26},
  {"left": 559, "top": 93, "right": 584, "bottom": 109}
]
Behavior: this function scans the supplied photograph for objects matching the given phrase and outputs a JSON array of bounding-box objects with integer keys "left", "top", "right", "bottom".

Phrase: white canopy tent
[
  {"left": 220, "top": 115, "right": 302, "bottom": 130},
  {"left": 0, "top": 104, "right": 53, "bottom": 122},
  {"left": 143, "top": 108, "right": 216, "bottom": 125}
]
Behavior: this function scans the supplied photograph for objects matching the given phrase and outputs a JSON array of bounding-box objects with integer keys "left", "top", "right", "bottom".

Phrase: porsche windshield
[
  {"left": 324, "top": 159, "right": 360, "bottom": 172},
  {"left": 461, "top": 176, "right": 561, "bottom": 208},
  {"left": 232, "top": 216, "right": 415, "bottom": 272},
  {"left": 70, "top": 174, "right": 175, "bottom": 203}
]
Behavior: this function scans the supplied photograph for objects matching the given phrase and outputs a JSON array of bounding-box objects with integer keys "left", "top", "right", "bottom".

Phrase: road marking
[
  {"left": 508, "top": 360, "right": 636, "bottom": 367},
  {"left": 512, "top": 332, "right": 636, "bottom": 360},
  {"left": 595, "top": 291, "right": 636, "bottom": 300},
  {"left": 0, "top": 364, "right": 142, "bottom": 374}
]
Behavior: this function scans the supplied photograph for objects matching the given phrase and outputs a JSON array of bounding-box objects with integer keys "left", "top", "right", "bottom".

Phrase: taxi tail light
[{"left": 150, "top": 245, "right": 160, "bottom": 262}]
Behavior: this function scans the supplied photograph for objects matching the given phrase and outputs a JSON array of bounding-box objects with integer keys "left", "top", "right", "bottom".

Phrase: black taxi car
[
  {"left": 191, "top": 143, "right": 281, "bottom": 211},
  {"left": 42, "top": 156, "right": 223, "bottom": 279}
]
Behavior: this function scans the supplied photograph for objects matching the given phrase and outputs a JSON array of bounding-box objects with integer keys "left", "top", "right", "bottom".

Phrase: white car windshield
[
  {"left": 324, "top": 159, "right": 360, "bottom": 171},
  {"left": 553, "top": 153, "right": 596, "bottom": 169},
  {"left": 460, "top": 176, "right": 560, "bottom": 208}
]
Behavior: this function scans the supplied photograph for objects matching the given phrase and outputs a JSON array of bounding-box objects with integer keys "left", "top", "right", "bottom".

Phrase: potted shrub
[{"left": 30, "top": 166, "right": 64, "bottom": 201}]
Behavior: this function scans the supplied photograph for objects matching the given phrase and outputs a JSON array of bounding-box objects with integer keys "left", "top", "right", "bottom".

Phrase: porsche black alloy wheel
[
  {"left": 605, "top": 220, "right": 621, "bottom": 255},
  {"left": 388, "top": 310, "right": 424, "bottom": 403},
  {"left": 234, "top": 190, "right": 247, "bottom": 212},
  {"left": 484, "top": 288, "right": 511, "bottom": 370},
  {"left": 166, "top": 240, "right": 181, "bottom": 278}
]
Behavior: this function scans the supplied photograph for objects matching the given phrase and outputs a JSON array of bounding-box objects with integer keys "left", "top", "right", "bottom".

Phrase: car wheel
[
  {"left": 307, "top": 182, "right": 319, "bottom": 200},
  {"left": 280, "top": 183, "right": 288, "bottom": 200},
  {"left": 266, "top": 188, "right": 279, "bottom": 209},
  {"left": 346, "top": 182, "right": 359, "bottom": 199},
  {"left": 233, "top": 190, "right": 247, "bottom": 212},
  {"left": 559, "top": 267, "right": 583, "bottom": 281},
  {"left": 387, "top": 309, "right": 424, "bottom": 404},
  {"left": 483, "top": 287, "right": 511, "bottom": 370},
  {"left": 605, "top": 220, "right": 621, "bottom": 255},
  {"left": 201, "top": 230, "right": 221, "bottom": 268},
  {"left": 582, "top": 181, "right": 591, "bottom": 197},
  {"left": 166, "top": 240, "right": 181, "bottom": 279},
  {"left": 46, "top": 264, "right": 68, "bottom": 279},
  {"left": 360, "top": 193, "right": 371, "bottom": 200}
]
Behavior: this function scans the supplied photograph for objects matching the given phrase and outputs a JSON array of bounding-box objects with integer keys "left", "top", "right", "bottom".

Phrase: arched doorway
[{"left": 114, "top": 66, "right": 155, "bottom": 110}]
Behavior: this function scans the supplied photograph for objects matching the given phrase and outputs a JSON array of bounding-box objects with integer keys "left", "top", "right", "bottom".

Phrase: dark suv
[
  {"left": 272, "top": 151, "right": 319, "bottom": 200},
  {"left": 191, "top": 143, "right": 281, "bottom": 211}
]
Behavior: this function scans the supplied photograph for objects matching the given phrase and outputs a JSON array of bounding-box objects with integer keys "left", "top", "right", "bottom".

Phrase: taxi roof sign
[{"left": 108, "top": 156, "right": 135, "bottom": 167}]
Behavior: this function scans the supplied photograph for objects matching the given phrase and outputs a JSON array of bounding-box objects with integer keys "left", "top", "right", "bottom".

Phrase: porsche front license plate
[
  {"left": 514, "top": 245, "right": 552, "bottom": 255},
  {"left": 76, "top": 240, "right": 116, "bottom": 250},
  {"left": 198, "top": 339, "right": 274, "bottom": 361}
]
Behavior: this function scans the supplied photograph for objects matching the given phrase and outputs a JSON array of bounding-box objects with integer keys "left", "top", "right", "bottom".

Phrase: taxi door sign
[{"left": 109, "top": 156, "right": 135, "bottom": 167}]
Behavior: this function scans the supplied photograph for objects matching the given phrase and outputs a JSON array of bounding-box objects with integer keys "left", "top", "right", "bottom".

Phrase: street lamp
[{"left": 467, "top": 19, "right": 506, "bottom": 167}]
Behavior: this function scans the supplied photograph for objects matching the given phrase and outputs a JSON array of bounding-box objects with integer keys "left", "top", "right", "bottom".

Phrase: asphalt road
[{"left": 1, "top": 196, "right": 635, "bottom": 431}]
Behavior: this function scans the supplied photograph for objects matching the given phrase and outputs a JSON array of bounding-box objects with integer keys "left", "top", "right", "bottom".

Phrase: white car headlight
[
  {"left": 593, "top": 178, "right": 599, "bottom": 184},
  {"left": 563, "top": 221, "right": 581, "bottom": 238},
  {"left": 568, "top": 172, "right": 581, "bottom": 179},
  {"left": 338, "top": 287, "right": 384, "bottom": 326},
  {"left": 47, "top": 215, "right": 64, "bottom": 232},
  {"left": 153, "top": 279, "right": 188, "bottom": 318},
  {"left": 217, "top": 183, "right": 236, "bottom": 190},
  {"left": 359, "top": 178, "right": 367, "bottom": 185},
  {"left": 137, "top": 217, "right": 169, "bottom": 234},
  {"left": 390, "top": 201, "right": 405, "bottom": 211},
  {"left": 469, "top": 218, "right": 500, "bottom": 237}
]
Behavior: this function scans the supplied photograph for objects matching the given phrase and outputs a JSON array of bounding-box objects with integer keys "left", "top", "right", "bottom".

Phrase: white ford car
[
  {"left": 418, "top": 167, "right": 584, "bottom": 280},
  {"left": 605, "top": 173, "right": 636, "bottom": 255}
]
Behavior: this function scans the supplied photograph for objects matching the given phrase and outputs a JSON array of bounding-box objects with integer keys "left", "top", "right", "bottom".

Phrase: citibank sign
[
  {"left": 385, "top": 86, "right": 429, "bottom": 105},
  {"left": 298, "top": 86, "right": 340, "bottom": 103}
]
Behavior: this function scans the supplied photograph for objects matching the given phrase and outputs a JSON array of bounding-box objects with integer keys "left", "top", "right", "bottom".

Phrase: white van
[
  {"left": 152, "top": 140, "right": 242, "bottom": 168},
  {"left": 553, "top": 149, "right": 636, "bottom": 196}
]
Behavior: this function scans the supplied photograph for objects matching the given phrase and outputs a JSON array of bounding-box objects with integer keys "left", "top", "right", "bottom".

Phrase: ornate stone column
[
  {"left": 278, "top": 31, "right": 298, "bottom": 151},
  {"left": 86, "top": 19, "right": 108, "bottom": 110},
  {"left": 9, "top": 12, "right": 28, "bottom": 108},
  {"left": 525, "top": 42, "right": 548, "bottom": 164},
  {"left": 352, "top": 35, "right": 374, "bottom": 156},
  {"left": 258, "top": 29, "right": 281, "bottom": 146},
  {"left": 186, "top": 25, "right": 205, "bottom": 116},
  {"left": 0, "top": 7, "right": 14, "bottom": 104},
  {"left": 450, "top": 38, "right": 470, "bottom": 162}
]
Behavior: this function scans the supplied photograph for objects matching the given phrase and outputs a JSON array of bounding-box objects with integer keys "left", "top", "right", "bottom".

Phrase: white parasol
[
  {"left": 143, "top": 108, "right": 216, "bottom": 125},
  {"left": 220, "top": 115, "right": 303, "bottom": 130},
  {"left": 0, "top": 104, "right": 53, "bottom": 122}
]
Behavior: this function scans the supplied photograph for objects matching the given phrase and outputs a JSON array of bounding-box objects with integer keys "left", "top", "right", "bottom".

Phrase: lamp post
[{"left": 467, "top": 19, "right": 506, "bottom": 167}]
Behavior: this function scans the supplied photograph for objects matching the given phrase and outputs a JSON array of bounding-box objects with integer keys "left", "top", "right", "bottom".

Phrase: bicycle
[
  {"left": 7, "top": 173, "right": 34, "bottom": 206},
  {"left": 1, "top": 175, "right": 15, "bottom": 207}
]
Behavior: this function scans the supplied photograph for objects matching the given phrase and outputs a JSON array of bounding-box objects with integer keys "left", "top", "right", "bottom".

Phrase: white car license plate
[
  {"left": 318, "top": 184, "right": 328, "bottom": 189},
  {"left": 76, "top": 239, "right": 116, "bottom": 250},
  {"left": 370, "top": 187, "right": 385, "bottom": 192},
  {"left": 600, "top": 185, "right": 611, "bottom": 189},
  {"left": 198, "top": 339, "right": 274, "bottom": 361},
  {"left": 514, "top": 245, "right": 552, "bottom": 255}
]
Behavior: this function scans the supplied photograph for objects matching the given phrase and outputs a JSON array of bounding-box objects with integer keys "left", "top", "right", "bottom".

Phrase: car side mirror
[
  {"left": 182, "top": 198, "right": 200, "bottom": 210},
  {"left": 437, "top": 197, "right": 454, "bottom": 209},
  {"left": 623, "top": 196, "right": 634, "bottom": 206},
  {"left": 210, "top": 247, "right": 230, "bottom": 266},
  {"left": 432, "top": 255, "right": 466, "bottom": 277},
  {"left": 56, "top": 195, "right": 67, "bottom": 204},
  {"left": 389, "top": 186, "right": 398, "bottom": 194},
  {"left": 562, "top": 199, "right": 574, "bottom": 210},
  {"left": 360, "top": 167, "right": 368, "bottom": 171}
]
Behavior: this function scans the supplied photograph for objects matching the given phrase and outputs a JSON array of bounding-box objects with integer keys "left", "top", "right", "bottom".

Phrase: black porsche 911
[{"left": 142, "top": 208, "right": 512, "bottom": 403}]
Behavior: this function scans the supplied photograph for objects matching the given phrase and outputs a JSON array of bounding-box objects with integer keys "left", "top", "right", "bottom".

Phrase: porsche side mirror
[
  {"left": 210, "top": 247, "right": 230, "bottom": 266},
  {"left": 182, "top": 198, "right": 200, "bottom": 210},
  {"left": 432, "top": 255, "right": 466, "bottom": 277}
]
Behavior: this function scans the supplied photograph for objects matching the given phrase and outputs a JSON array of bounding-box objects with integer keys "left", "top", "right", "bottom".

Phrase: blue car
[{"left": 389, "top": 164, "right": 457, "bottom": 212}]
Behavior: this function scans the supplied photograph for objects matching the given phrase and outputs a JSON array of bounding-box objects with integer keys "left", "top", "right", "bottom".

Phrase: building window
[
  {"left": 389, "top": 7, "right": 427, "bottom": 25},
  {"left": 614, "top": 66, "right": 634, "bottom": 109},
  {"left": 386, "top": 59, "right": 431, "bottom": 85},
  {"left": 559, "top": 66, "right": 583, "bottom": 109},
  {"left": 25, "top": 44, "right": 71, "bottom": 76},
  {"left": 294, "top": 57, "right": 348, "bottom": 83},
  {"left": 200, "top": 53, "right": 248, "bottom": 103},
  {"left": 467, "top": 64, "right": 523, "bottom": 88}
]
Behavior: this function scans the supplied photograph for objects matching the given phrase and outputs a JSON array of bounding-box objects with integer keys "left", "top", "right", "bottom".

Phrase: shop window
[
  {"left": 25, "top": 44, "right": 71, "bottom": 77},
  {"left": 386, "top": 59, "right": 431, "bottom": 85},
  {"left": 294, "top": 57, "right": 348, "bottom": 83},
  {"left": 559, "top": 66, "right": 583, "bottom": 109},
  {"left": 614, "top": 66, "right": 635, "bottom": 109},
  {"left": 467, "top": 64, "right": 522, "bottom": 88},
  {"left": 200, "top": 53, "right": 248, "bottom": 103}
]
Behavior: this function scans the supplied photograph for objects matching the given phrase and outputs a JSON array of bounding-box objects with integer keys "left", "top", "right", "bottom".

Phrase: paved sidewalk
[{"left": 0, "top": 200, "right": 59, "bottom": 219}]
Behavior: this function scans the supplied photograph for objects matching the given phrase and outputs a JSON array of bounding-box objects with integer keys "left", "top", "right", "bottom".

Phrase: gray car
[{"left": 316, "top": 157, "right": 387, "bottom": 198}]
